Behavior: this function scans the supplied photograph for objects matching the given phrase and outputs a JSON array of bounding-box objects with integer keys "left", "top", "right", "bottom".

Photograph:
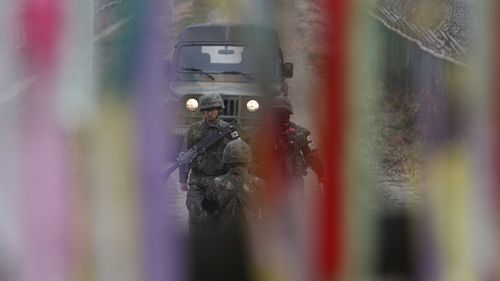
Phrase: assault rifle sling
[{"left": 162, "top": 120, "right": 238, "bottom": 183}]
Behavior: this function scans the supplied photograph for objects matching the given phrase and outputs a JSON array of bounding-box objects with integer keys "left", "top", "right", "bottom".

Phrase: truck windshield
[{"left": 176, "top": 45, "right": 279, "bottom": 79}]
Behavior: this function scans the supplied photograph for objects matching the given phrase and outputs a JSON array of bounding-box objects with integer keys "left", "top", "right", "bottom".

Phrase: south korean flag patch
[
  {"left": 231, "top": 130, "right": 239, "bottom": 139},
  {"left": 306, "top": 135, "right": 317, "bottom": 152}
]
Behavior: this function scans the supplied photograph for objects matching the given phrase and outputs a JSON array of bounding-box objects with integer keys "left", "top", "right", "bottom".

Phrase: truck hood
[{"left": 168, "top": 81, "right": 282, "bottom": 98}]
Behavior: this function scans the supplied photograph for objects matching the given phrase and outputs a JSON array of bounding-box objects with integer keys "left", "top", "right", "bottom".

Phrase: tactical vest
[{"left": 188, "top": 121, "right": 234, "bottom": 178}]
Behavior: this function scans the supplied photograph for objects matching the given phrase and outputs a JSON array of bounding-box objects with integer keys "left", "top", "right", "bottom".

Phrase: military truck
[{"left": 165, "top": 23, "right": 293, "bottom": 157}]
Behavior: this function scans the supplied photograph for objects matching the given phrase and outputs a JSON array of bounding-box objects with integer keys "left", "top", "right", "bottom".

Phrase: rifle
[{"left": 162, "top": 120, "right": 238, "bottom": 183}]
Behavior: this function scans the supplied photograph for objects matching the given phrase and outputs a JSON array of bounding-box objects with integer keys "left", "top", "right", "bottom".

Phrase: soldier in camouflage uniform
[
  {"left": 202, "top": 138, "right": 265, "bottom": 226},
  {"left": 197, "top": 139, "right": 263, "bottom": 281},
  {"left": 256, "top": 96, "right": 324, "bottom": 189},
  {"left": 178, "top": 92, "right": 239, "bottom": 231}
]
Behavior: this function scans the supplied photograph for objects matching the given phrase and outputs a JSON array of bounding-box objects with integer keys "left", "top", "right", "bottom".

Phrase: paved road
[{"left": 163, "top": 166, "right": 189, "bottom": 233}]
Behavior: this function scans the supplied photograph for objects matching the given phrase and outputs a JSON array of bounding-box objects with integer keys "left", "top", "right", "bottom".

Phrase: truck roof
[{"left": 177, "top": 23, "right": 280, "bottom": 46}]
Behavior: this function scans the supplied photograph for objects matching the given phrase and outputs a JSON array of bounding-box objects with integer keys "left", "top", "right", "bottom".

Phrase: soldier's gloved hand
[{"left": 180, "top": 183, "right": 188, "bottom": 191}]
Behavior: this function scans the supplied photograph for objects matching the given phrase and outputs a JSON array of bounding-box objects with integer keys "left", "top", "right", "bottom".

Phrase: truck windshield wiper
[
  {"left": 182, "top": 68, "right": 215, "bottom": 80},
  {"left": 220, "top": 71, "right": 254, "bottom": 81}
]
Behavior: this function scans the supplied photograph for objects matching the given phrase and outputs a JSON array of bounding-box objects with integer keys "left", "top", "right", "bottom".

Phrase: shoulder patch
[
  {"left": 308, "top": 142, "right": 317, "bottom": 152},
  {"left": 306, "top": 135, "right": 313, "bottom": 142},
  {"left": 231, "top": 131, "right": 239, "bottom": 139}
]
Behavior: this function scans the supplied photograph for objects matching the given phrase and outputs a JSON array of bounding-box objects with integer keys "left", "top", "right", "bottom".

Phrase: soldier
[
  {"left": 202, "top": 138, "right": 265, "bottom": 226},
  {"left": 254, "top": 96, "right": 325, "bottom": 281},
  {"left": 197, "top": 139, "right": 264, "bottom": 281},
  {"left": 256, "top": 96, "right": 324, "bottom": 190},
  {"left": 178, "top": 92, "right": 239, "bottom": 232}
]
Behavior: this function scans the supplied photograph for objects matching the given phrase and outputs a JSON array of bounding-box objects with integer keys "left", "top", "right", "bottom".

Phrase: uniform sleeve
[
  {"left": 307, "top": 152, "right": 325, "bottom": 180},
  {"left": 178, "top": 129, "right": 191, "bottom": 184},
  {"left": 227, "top": 124, "right": 240, "bottom": 140},
  {"left": 300, "top": 129, "right": 317, "bottom": 156},
  {"left": 300, "top": 130, "right": 325, "bottom": 180}
]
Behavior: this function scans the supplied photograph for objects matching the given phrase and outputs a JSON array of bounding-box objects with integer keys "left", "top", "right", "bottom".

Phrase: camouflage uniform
[
  {"left": 256, "top": 96, "right": 324, "bottom": 188},
  {"left": 193, "top": 139, "right": 261, "bottom": 281},
  {"left": 178, "top": 93, "right": 238, "bottom": 230},
  {"left": 203, "top": 167, "right": 265, "bottom": 225},
  {"left": 202, "top": 138, "right": 264, "bottom": 225},
  {"left": 272, "top": 122, "right": 321, "bottom": 184}
]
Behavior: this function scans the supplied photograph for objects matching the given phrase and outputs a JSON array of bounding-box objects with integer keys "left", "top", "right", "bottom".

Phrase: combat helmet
[
  {"left": 271, "top": 96, "right": 293, "bottom": 114},
  {"left": 199, "top": 92, "right": 225, "bottom": 110},
  {"left": 223, "top": 139, "right": 252, "bottom": 164}
]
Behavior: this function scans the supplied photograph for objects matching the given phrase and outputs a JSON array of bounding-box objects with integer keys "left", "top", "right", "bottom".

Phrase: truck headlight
[
  {"left": 246, "top": 100, "right": 259, "bottom": 112},
  {"left": 186, "top": 98, "right": 199, "bottom": 112}
]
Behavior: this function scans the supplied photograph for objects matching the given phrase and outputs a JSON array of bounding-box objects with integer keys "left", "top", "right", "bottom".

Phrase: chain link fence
[{"left": 94, "top": 0, "right": 135, "bottom": 40}]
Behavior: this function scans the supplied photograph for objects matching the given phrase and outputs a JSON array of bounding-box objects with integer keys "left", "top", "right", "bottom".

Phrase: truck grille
[{"left": 222, "top": 97, "right": 239, "bottom": 118}]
